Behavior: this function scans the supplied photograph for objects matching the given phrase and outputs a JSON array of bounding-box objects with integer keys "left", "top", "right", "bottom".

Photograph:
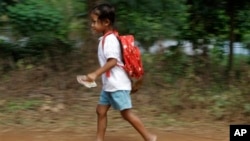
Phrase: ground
[
  {"left": 0, "top": 123, "right": 228, "bottom": 141},
  {"left": 0, "top": 89, "right": 229, "bottom": 141},
  {"left": 0, "top": 67, "right": 231, "bottom": 141}
]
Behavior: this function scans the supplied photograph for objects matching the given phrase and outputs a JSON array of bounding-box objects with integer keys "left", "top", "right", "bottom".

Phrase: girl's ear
[{"left": 103, "top": 19, "right": 111, "bottom": 26}]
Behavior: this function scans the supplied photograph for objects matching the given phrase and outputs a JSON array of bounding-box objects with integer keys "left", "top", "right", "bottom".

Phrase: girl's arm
[{"left": 86, "top": 58, "right": 117, "bottom": 81}]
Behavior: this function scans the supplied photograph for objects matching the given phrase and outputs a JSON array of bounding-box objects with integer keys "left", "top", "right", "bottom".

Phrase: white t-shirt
[{"left": 98, "top": 33, "right": 132, "bottom": 92}]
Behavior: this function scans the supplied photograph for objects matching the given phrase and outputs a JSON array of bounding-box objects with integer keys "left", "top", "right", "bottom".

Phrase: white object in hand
[{"left": 77, "top": 75, "right": 97, "bottom": 88}]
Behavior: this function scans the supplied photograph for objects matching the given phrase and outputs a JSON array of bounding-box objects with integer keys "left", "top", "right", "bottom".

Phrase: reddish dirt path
[{"left": 0, "top": 127, "right": 228, "bottom": 141}]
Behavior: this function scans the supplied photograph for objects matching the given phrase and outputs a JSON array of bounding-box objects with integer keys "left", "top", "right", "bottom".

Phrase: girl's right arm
[{"left": 85, "top": 58, "right": 117, "bottom": 81}]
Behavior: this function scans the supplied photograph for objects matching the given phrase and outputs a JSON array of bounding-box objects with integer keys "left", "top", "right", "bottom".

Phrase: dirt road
[{"left": 0, "top": 126, "right": 228, "bottom": 141}]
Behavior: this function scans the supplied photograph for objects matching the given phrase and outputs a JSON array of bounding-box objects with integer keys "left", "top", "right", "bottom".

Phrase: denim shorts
[{"left": 99, "top": 90, "right": 132, "bottom": 111}]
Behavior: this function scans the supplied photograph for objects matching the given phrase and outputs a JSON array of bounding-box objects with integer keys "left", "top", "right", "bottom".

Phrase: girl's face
[
  {"left": 91, "top": 13, "right": 111, "bottom": 34},
  {"left": 91, "top": 13, "right": 106, "bottom": 34}
]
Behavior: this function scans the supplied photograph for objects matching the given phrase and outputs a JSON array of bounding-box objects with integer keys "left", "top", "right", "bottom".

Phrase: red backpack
[{"left": 102, "top": 31, "right": 144, "bottom": 91}]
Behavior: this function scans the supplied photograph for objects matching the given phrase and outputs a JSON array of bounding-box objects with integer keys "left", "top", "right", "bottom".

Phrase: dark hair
[{"left": 91, "top": 3, "right": 115, "bottom": 26}]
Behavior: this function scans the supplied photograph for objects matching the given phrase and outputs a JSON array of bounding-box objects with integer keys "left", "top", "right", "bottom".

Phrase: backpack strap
[
  {"left": 101, "top": 30, "right": 120, "bottom": 78},
  {"left": 102, "top": 30, "right": 119, "bottom": 49}
]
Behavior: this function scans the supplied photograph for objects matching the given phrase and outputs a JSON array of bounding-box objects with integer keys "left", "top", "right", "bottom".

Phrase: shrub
[{"left": 7, "top": 0, "right": 64, "bottom": 36}]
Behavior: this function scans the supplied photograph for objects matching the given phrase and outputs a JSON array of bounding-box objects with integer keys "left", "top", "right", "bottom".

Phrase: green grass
[{"left": 2, "top": 99, "right": 42, "bottom": 113}]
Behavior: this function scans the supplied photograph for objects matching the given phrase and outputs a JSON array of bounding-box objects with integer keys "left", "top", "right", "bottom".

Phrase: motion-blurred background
[{"left": 0, "top": 0, "right": 250, "bottom": 129}]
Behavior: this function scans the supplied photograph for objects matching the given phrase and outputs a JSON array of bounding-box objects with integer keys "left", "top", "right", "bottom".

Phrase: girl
[{"left": 81, "top": 3, "right": 157, "bottom": 141}]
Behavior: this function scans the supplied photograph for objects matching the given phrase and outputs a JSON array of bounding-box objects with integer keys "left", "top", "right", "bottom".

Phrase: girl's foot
[
  {"left": 146, "top": 134, "right": 157, "bottom": 141},
  {"left": 95, "top": 137, "right": 103, "bottom": 141}
]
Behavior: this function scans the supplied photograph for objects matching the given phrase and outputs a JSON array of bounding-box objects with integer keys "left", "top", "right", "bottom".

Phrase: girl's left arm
[{"left": 86, "top": 58, "right": 117, "bottom": 81}]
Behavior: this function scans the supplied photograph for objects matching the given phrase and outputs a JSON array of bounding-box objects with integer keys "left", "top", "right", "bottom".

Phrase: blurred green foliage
[
  {"left": 7, "top": 0, "right": 63, "bottom": 36},
  {"left": 110, "top": 0, "right": 188, "bottom": 46}
]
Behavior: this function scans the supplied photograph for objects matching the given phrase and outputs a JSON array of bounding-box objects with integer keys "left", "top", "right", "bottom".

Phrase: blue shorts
[{"left": 99, "top": 90, "right": 132, "bottom": 111}]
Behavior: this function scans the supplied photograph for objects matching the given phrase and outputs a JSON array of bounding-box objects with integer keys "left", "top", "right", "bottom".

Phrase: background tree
[
  {"left": 0, "top": 0, "right": 21, "bottom": 15},
  {"left": 186, "top": 0, "right": 250, "bottom": 78},
  {"left": 109, "top": 0, "right": 188, "bottom": 47},
  {"left": 225, "top": 0, "right": 250, "bottom": 75}
]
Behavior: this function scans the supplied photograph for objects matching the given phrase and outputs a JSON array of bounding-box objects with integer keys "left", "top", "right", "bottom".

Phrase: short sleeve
[{"left": 103, "top": 34, "right": 121, "bottom": 60}]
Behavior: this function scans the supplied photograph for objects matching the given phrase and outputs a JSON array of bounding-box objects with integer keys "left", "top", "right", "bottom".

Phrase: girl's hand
[
  {"left": 76, "top": 75, "right": 97, "bottom": 88},
  {"left": 131, "top": 78, "right": 143, "bottom": 94},
  {"left": 86, "top": 72, "right": 97, "bottom": 82}
]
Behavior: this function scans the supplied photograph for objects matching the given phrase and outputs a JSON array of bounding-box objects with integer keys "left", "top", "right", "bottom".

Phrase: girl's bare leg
[
  {"left": 96, "top": 104, "right": 110, "bottom": 141},
  {"left": 120, "top": 109, "right": 157, "bottom": 141}
]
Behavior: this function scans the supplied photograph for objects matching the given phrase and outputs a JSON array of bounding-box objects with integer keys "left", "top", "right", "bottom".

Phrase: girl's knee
[
  {"left": 120, "top": 109, "right": 132, "bottom": 120},
  {"left": 96, "top": 105, "right": 109, "bottom": 117},
  {"left": 96, "top": 108, "right": 105, "bottom": 116}
]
